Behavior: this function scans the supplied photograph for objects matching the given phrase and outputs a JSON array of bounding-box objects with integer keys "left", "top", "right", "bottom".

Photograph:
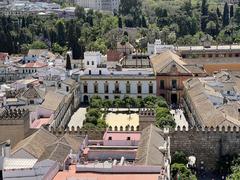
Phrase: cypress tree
[
  {"left": 201, "top": 0, "right": 208, "bottom": 31},
  {"left": 230, "top": 5, "right": 234, "bottom": 18},
  {"left": 56, "top": 20, "right": 65, "bottom": 46},
  {"left": 118, "top": 16, "right": 122, "bottom": 28},
  {"left": 223, "top": 2, "right": 230, "bottom": 27},
  {"left": 201, "top": 0, "right": 208, "bottom": 16},
  {"left": 22, "top": 17, "right": 26, "bottom": 28},
  {"left": 66, "top": 54, "right": 72, "bottom": 70}
]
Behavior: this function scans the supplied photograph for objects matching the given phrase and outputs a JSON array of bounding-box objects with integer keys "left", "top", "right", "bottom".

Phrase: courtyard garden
[{"left": 82, "top": 95, "right": 175, "bottom": 130}]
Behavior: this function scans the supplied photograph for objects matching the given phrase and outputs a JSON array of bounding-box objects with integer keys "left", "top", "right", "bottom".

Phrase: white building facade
[
  {"left": 78, "top": 68, "right": 157, "bottom": 103},
  {"left": 83, "top": 51, "right": 102, "bottom": 68},
  {"left": 75, "top": 0, "right": 120, "bottom": 12},
  {"left": 147, "top": 39, "right": 174, "bottom": 55}
]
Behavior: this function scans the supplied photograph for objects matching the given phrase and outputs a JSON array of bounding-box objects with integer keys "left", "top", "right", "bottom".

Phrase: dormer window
[{"left": 66, "top": 86, "right": 69, "bottom": 92}]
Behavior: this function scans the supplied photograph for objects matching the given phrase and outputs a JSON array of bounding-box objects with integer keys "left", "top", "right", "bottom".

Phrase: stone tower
[
  {"left": 0, "top": 108, "right": 30, "bottom": 146},
  {"left": 139, "top": 108, "right": 155, "bottom": 131}
]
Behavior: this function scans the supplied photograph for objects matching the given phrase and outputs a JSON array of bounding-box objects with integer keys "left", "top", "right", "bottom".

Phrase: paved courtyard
[{"left": 68, "top": 107, "right": 87, "bottom": 129}]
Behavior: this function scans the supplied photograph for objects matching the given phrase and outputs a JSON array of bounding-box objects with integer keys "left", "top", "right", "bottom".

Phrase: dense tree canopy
[
  {"left": 1, "top": 0, "right": 240, "bottom": 55},
  {"left": 0, "top": 11, "right": 117, "bottom": 55}
]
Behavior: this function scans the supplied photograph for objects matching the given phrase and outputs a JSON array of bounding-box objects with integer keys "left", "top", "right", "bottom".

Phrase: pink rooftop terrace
[{"left": 53, "top": 165, "right": 161, "bottom": 180}]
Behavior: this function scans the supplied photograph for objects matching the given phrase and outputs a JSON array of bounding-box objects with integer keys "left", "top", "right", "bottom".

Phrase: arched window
[{"left": 136, "top": 125, "right": 139, "bottom": 131}]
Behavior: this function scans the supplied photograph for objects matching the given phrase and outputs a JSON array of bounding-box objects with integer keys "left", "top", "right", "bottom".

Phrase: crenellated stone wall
[
  {"left": 169, "top": 126, "right": 240, "bottom": 171},
  {"left": 49, "top": 126, "right": 105, "bottom": 140},
  {"left": 0, "top": 108, "right": 30, "bottom": 146},
  {"left": 47, "top": 124, "right": 240, "bottom": 171}
]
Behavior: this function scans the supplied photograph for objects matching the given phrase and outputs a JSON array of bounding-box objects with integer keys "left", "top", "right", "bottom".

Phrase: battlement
[
  {"left": 170, "top": 125, "right": 240, "bottom": 171},
  {"left": 139, "top": 108, "right": 155, "bottom": 116},
  {"left": 0, "top": 108, "right": 29, "bottom": 120},
  {"left": 139, "top": 108, "right": 155, "bottom": 131},
  {"left": 171, "top": 125, "right": 240, "bottom": 133},
  {"left": 48, "top": 125, "right": 240, "bottom": 137},
  {"left": 49, "top": 126, "right": 105, "bottom": 140}
]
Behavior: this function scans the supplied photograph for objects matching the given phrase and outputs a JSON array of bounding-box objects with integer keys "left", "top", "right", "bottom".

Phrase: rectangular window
[
  {"left": 126, "top": 84, "right": 130, "bottom": 94},
  {"left": 160, "top": 80, "right": 164, "bottom": 89},
  {"left": 172, "top": 80, "right": 177, "bottom": 89},
  {"left": 84, "top": 85, "right": 88, "bottom": 93},
  {"left": 137, "top": 84, "right": 141, "bottom": 94},
  {"left": 105, "top": 96, "right": 109, "bottom": 99},
  {"left": 94, "top": 84, "right": 98, "bottom": 93},
  {"left": 104, "top": 84, "right": 109, "bottom": 93},
  {"left": 149, "top": 84, "right": 153, "bottom": 94},
  {"left": 115, "top": 83, "right": 119, "bottom": 93}
]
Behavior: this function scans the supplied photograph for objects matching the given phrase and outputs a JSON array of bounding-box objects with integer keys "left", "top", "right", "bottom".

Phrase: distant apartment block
[{"left": 75, "top": 0, "right": 120, "bottom": 12}]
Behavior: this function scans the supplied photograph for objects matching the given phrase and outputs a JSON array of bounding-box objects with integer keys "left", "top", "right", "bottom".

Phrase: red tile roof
[{"left": 20, "top": 62, "right": 48, "bottom": 68}]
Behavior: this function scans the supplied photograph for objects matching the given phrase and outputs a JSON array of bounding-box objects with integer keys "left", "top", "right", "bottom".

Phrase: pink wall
[
  {"left": 103, "top": 140, "right": 138, "bottom": 146},
  {"left": 87, "top": 149, "right": 137, "bottom": 161}
]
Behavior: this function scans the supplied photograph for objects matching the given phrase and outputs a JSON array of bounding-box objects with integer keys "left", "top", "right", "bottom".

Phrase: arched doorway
[{"left": 83, "top": 95, "right": 89, "bottom": 104}]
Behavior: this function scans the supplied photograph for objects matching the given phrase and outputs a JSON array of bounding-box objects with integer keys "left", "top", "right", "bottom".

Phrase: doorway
[
  {"left": 171, "top": 93, "right": 178, "bottom": 105},
  {"left": 83, "top": 95, "right": 89, "bottom": 104}
]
